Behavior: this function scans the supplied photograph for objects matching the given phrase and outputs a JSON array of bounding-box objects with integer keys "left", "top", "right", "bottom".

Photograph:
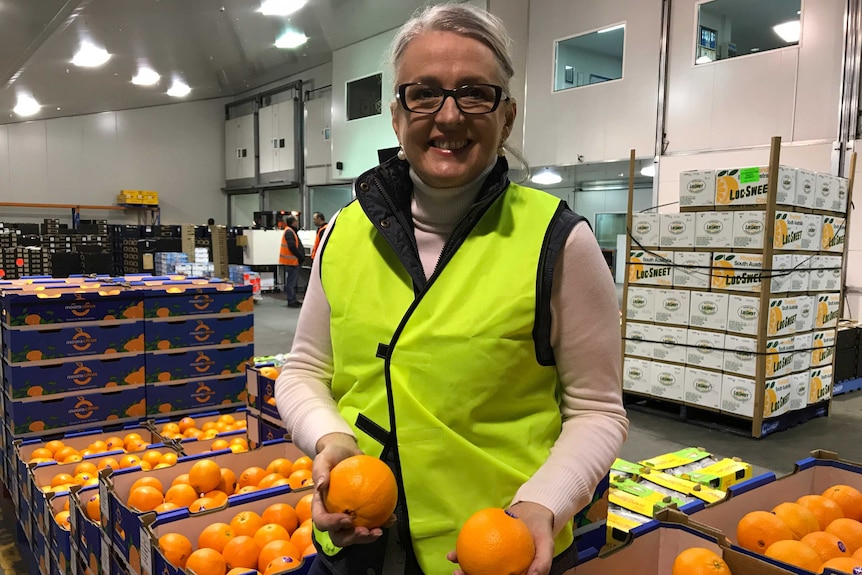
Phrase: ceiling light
[
  {"left": 13, "top": 95, "right": 40, "bottom": 117},
  {"left": 695, "top": 55, "right": 713, "bottom": 64},
  {"left": 167, "top": 80, "right": 191, "bottom": 97},
  {"left": 132, "top": 68, "right": 160, "bottom": 86},
  {"left": 750, "top": 47, "right": 761, "bottom": 52},
  {"left": 275, "top": 30, "right": 308, "bottom": 49},
  {"left": 598, "top": 24, "right": 625, "bottom": 34},
  {"left": 531, "top": 169, "right": 562, "bottom": 186},
  {"left": 773, "top": 20, "right": 801, "bottom": 43},
  {"left": 259, "top": 0, "right": 307, "bottom": 16},
  {"left": 640, "top": 165, "right": 656, "bottom": 178},
  {"left": 72, "top": 42, "right": 111, "bottom": 67}
]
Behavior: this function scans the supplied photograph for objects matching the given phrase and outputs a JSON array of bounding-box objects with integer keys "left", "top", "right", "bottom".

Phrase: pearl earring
[
  {"left": 397, "top": 146, "right": 407, "bottom": 161},
  {"left": 497, "top": 145, "right": 506, "bottom": 157}
]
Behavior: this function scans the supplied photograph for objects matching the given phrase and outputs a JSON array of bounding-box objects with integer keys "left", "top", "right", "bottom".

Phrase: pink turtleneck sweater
[{"left": 275, "top": 165, "right": 628, "bottom": 533}]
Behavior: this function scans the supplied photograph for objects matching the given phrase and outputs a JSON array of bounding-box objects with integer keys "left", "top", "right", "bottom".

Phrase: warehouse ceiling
[{"left": 0, "top": 0, "right": 434, "bottom": 124}]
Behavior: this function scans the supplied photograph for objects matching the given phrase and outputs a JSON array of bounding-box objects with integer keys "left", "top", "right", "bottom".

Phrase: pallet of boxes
[{"left": 622, "top": 137, "right": 850, "bottom": 438}]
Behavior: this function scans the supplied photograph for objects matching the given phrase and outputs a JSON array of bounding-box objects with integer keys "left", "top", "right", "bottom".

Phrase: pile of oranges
[
  {"left": 733, "top": 483, "right": 862, "bottom": 573},
  {"left": 157, "top": 414, "right": 248, "bottom": 443},
  {"left": 157, "top": 493, "right": 315, "bottom": 575},
  {"left": 53, "top": 489, "right": 102, "bottom": 529},
  {"left": 28, "top": 432, "right": 168, "bottom": 466}
]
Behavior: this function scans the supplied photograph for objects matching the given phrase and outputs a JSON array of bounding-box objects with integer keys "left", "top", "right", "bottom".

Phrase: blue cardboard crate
[
  {"left": 145, "top": 343, "right": 253, "bottom": 383},
  {"left": 45, "top": 492, "right": 72, "bottom": 574},
  {"left": 3, "top": 353, "right": 145, "bottom": 398},
  {"left": 1, "top": 287, "right": 142, "bottom": 326},
  {"left": 139, "top": 282, "right": 254, "bottom": 318},
  {"left": 3, "top": 321, "right": 144, "bottom": 363},
  {"left": 69, "top": 485, "right": 105, "bottom": 575},
  {"left": 145, "top": 373, "right": 247, "bottom": 416},
  {"left": 31, "top": 522, "right": 50, "bottom": 575},
  {"left": 5, "top": 385, "right": 147, "bottom": 436},
  {"left": 144, "top": 313, "right": 253, "bottom": 350}
]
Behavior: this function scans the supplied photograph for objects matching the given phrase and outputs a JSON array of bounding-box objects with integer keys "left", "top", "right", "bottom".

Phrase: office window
[
  {"left": 346, "top": 73, "right": 382, "bottom": 121},
  {"left": 554, "top": 24, "right": 625, "bottom": 92}
]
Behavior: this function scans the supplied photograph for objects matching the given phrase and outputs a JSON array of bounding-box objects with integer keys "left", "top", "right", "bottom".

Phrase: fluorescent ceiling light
[
  {"left": 531, "top": 169, "right": 562, "bottom": 186},
  {"left": 598, "top": 24, "right": 625, "bottom": 34},
  {"left": 640, "top": 165, "right": 656, "bottom": 178},
  {"left": 167, "top": 80, "right": 191, "bottom": 97},
  {"left": 13, "top": 95, "right": 40, "bottom": 117},
  {"left": 275, "top": 30, "right": 308, "bottom": 49},
  {"left": 259, "top": 0, "right": 307, "bottom": 16},
  {"left": 695, "top": 55, "right": 712, "bottom": 64},
  {"left": 773, "top": 20, "right": 801, "bottom": 43},
  {"left": 72, "top": 42, "right": 111, "bottom": 67},
  {"left": 132, "top": 68, "right": 160, "bottom": 86}
]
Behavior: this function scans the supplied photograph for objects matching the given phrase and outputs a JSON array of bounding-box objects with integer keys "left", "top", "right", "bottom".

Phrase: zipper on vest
[{"left": 371, "top": 175, "right": 422, "bottom": 265}]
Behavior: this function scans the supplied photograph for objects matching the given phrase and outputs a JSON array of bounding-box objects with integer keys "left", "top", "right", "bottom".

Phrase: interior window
[
  {"left": 554, "top": 24, "right": 625, "bottom": 92},
  {"left": 346, "top": 73, "right": 382, "bottom": 121},
  {"left": 695, "top": 0, "right": 802, "bottom": 65}
]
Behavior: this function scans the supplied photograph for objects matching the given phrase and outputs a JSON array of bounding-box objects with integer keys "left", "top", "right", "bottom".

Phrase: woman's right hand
[{"left": 310, "top": 433, "right": 388, "bottom": 547}]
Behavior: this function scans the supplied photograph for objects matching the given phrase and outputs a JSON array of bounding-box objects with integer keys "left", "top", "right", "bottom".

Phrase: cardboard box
[
  {"left": 726, "top": 294, "right": 760, "bottom": 336},
  {"left": 815, "top": 173, "right": 838, "bottom": 211},
  {"left": 2, "top": 353, "right": 145, "bottom": 399},
  {"left": 684, "top": 367, "right": 722, "bottom": 410},
  {"left": 143, "top": 314, "right": 254, "bottom": 350},
  {"left": 768, "top": 254, "right": 792, "bottom": 294},
  {"left": 629, "top": 251, "right": 673, "bottom": 287},
  {"left": 763, "top": 376, "right": 791, "bottom": 418},
  {"left": 790, "top": 255, "right": 811, "bottom": 293},
  {"left": 766, "top": 297, "right": 798, "bottom": 338},
  {"left": 686, "top": 329, "right": 725, "bottom": 371},
  {"left": 653, "top": 289, "right": 690, "bottom": 326},
  {"left": 144, "top": 374, "right": 247, "bottom": 416},
  {"left": 625, "top": 287, "right": 655, "bottom": 322},
  {"left": 623, "top": 357, "right": 652, "bottom": 394},
  {"left": 793, "top": 331, "right": 813, "bottom": 373},
  {"left": 680, "top": 169, "right": 716, "bottom": 208},
  {"left": 836, "top": 176, "right": 849, "bottom": 213},
  {"left": 649, "top": 362, "right": 685, "bottom": 402},
  {"left": 732, "top": 211, "right": 766, "bottom": 249},
  {"left": 1, "top": 287, "right": 142, "bottom": 326},
  {"left": 801, "top": 213, "right": 822, "bottom": 251},
  {"left": 715, "top": 165, "right": 795, "bottom": 207},
  {"left": 821, "top": 216, "right": 846, "bottom": 253},
  {"left": 795, "top": 296, "right": 816, "bottom": 333},
  {"left": 139, "top": 283, "right": 254, "bottom": 318},
  {"left": 723, "top": 334, "right": 757, "bottom": 377},
  {"left": 788, "top": 371, "right": 810, "bottom": 412},
  {"left": 811, "top": 329, "right": 837, "bottom": 368},
  {"left": 764, "top": 337, "right": 794, "bottom": 379},
  {"left": 144, "top": 343, "right": 253, "bottom": 383},
  {"left": 673, "top": 251, "right": 711, "bottom": 290},
  {"left": 814, "top": 293, "right": 840, "bottom": 329},
  {"left": 694, "top": 212, "right": 733, "bottom": 249},
  {"left": 809, "top": 366, "right": 834, "bottom": 405},
  {"left": 659, "top": 213, "right": 696, "bottom": 249},
  {"left": 711, "top": 253, "right": 763, "bottom": 293},
  {"left": 772, "top": 211, "right": 804, "bottom": 251},
  {"left": 651, "top": 326, "right": 687, "bottom": 365},
  {"left": 689, "top": 291, "right": 728, "bottom": 331},
  {"left": 2, "top": 321, "right": 144, "bottom": 364},
  {"left": 795, "top": 168, "right": 817, "bottom": 208},
  {"left": 625, "top": 321, "right": 653, "bottom": 360},
  {"left": 809, "top": 256, "right": 842, "bottom": 293},
  {"left": 631, "top": 214, "right": 661, "bottom": 248},
  {"left": 247, "top": 410, "right": 288, "bottom": 448}
]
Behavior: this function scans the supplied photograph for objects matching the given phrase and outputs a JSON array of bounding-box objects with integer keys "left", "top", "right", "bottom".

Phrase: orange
[
  {"left": 198, "top": 522, "right": 234, "bottom": 553},
  {"left": 74, "top": 462, "right": 99, "bottom": 477},
  {"left": 230, "top": 437, "right": 249, "bottom": 448},
  {"left": 736, "top": 510, "right": 795, "bottom": 553},
  {"left": 798, "top": 495, "right": 846, "bottom": 530},
  {"left": 128, "top": 485, "right": 163, "bottom": 512},
  {"left": 228, "top": 569, "right": 261, "bottom": 575},
  {"left": 295, "top": 493, "right": 313, "bottom": 524},
  {"left": 222, "top": 535, "right": 261, "bottom": 570},
  {"left": 165, "top": 484, "right": 199, "bottom": 508},
  {"left": 189, "top": 459, "right": 222, "bottom": 494},
  {"left": 258, "top": 540, "right": 301, "bottom": 572},
  {"left": 131, "top": 476, "right": 164, "bottom": 494},
  {"left": 158, "top": 532, "right": 193, "bottom": 569},
  {"left": 119, "top": 454, "right": 142, "bottom": 469},
  {"left": 172, "top": 473, "right": 191, "bottom": 487},
  {"left": 45, "top": 440, "right": 65, "bottom": 454},
  {"left": 162, "top": 422, "right": 181, "bottom": 435},
  {"left": 236, "top": 486, "right": 259, "bottom": 495},
  {"left": 30, "top": 448, "right": 54, "bottom": 461},
  {"left": 204, "top": 490, "right": 229, "bottom": 506},
  {"left": 51, "top": 473, "right": 76, "bottom": 488},
  {"left": 231, "top": 511, "right": 265, "bottom": 538},
  {"left": 55, "top": 510, "right": 71, "bottom": 530},
  {"left": 853, "top": 546, "right": 862, "bottom": 560},
  {"left": 324, "top": 455, "right": 397, "bottom": 528},
  {"left": 288, "top": 469, "right": 313, "bottom": 490},
  {"left": 88, "top": 440, "right": 108, "bottom": 453},
  {"left": 178, "top": 417, "right": 197, "bottom": 432},
  {"left": 267, "top": 458, "right": 293, "bottom": 477},
  {"left": 263, "top": 556, "right": 301, "bottom": 574},
  {"left": 97, "top": 457, "right": 120, "bottom": 472},
  {"left": 160, "top": 452, "right": 178, "bottom": 466},
  {"left": 218, "top": 468, "right": 238, "bottom": 495},
  {"left": 765, "top": 539, "right": 823, "bottom": 571},
  {"left": 257, "top": 473, "right": 284, "bottom": 490},
  {"left": 262, "top": 503, "right": 300, "bottom": 535},
  {"left": 189, "top": 496, "right": 220, "bottom": 513},
  {"left": 185, "top": 547, "right": 227, "bottom": 575},
  {"left": 671, "top": 547, "right": 731, "bottom": 575},
  {"left": 824, "top": 486, "right": 862, "bottom": 522},
  {"left": 54, "top": 446, "right": 79, "bottom": 462},
  {"left": 302, "top": 544, "right": 316, "bottom": 557},
  {"left": 85, "top": 494, "right": 100, "bottom": 522},
  {"left": 292, "top": 456, "right": 313, "bottom": 472},
  {"left": 827, "top": 519, "right": 862, "bottom": 554},
  {"left": 230, "top": 444, "right": 249, "bottom": 454},
  {"left": 800, "top": 531, "right": 850, "bottom": 563},
  {"left": 239, "top": 467, "right": 268, "bottom": 489},
  {"left": 456, "top": 508, "right": 535, "bottom": 575},
  {"left": 201, "top": 421, "right": 218, "bottom": 432},
  {"left": 254, "top": 524, "right": 291, "bottom": 549},
  {"left": 819, "top": 556, "right": 862, "bottom": 574},
  {"left": 73, "top": 472, "right": 94, "bottom": 486},
  {"left": 141, "top": 450, "right": 164, "bottom": 467},
  {"left": 104, "top": 436, "right": 124, "bottom": 451},
  {"left": 259, "top": 367, "right": 280, "bottom": 380},
  {"left": 211, "top": 439, "right": 230, "bottom": 451},
  {"left": 773, "top": 502, "right": 821, "bottom": 539},
  {"left": 154, "top": 502, "right": 180, "bottom": 513},
  {"left": 290, "top": 524, "right": 313, "bottom": 554},
  {"left": 218, "top": 414, "right": 236, "bottom": 425}
]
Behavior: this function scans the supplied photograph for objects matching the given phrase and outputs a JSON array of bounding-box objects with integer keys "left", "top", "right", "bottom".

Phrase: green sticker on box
[{"left": 739, "top": 167, "right": 760, "bottom": 183}]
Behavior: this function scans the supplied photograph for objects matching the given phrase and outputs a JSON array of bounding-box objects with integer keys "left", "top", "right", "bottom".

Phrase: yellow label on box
[
  {"left": 609, "top": 488, "right": 659, "bottom": 517},
  {"left": 607, "top": 510, "right": 646, "bottom": 533},
  {"left": 815, "top": 293, "right": 840, "bottom": 329},
  {"left": 765, "top": 337, "right": 794, "bottom": 378},
  {"left": 628, "top": 251, "right": 673, "bottom": 286},
  {"left": 773, "top": 212, "right": 804, "bottom": 250},
  {"left": 767, "top": 297, "right": 798, "bottom": 338},
  {"left": 764, "top": 377, "right": 791, "bottom": 418},
  {"left": 822, "top": 216, "right": 846, "bottom": 252},
  {"left": 809, "top": 366, "right": 833, "bottom": 404},
  {"left": 685, "top": 459, "right": 752, "bottom": 491},
  {"left": 811, "top": 329, "right": 836, "bottom": 367}
]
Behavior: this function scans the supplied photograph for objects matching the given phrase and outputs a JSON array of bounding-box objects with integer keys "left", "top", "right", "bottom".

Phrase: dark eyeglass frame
[{"left": 396, "top": 83, "right": 509, "bottom": 114}]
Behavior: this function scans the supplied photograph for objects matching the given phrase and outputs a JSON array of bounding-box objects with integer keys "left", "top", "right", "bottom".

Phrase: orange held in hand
[
  {"left": 455, "top": 508, "right": 535, "bottom": 575},
  {"left": 323, "top": 455, "right": 397, "bottom": 528},
  {"left": 671, "top": 547, "right": 732, "bottom": 575}
]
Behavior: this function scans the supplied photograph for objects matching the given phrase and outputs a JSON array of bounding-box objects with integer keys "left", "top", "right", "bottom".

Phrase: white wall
[
  {"left": 0, "top": 98, "right": 228, "bottom": 226},
  {"left": 524, "top": 0, "right": 663, "bottom": 166},
  {"left": 541, "top": 186, "right": 653, "bottom": 227},
  {"left": 488, "top": 0, "right": 529, "bottom": 156},
  {"left": 844, "top": 140, "right": 862, "bottom": 320},
  {"left": 665, "top": 0, "right": 843, "bottom": 153}
]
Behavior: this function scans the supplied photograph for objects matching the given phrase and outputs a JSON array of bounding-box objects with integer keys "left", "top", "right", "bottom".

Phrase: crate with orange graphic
[
  {"left": 247, "top": 410, "right": 288, "bottom": 448},
  {"left": 821, "top": 216, "right": 846, "bottom": 253},
  {"left": 68, "top": 484, "right": 105, "bottom": 575},
  {"left": 3, "top": 353, "right": 145, "bottom": 398},
  {"left": 1, "top": 287, "right": 142, "bottom": 326},
  {"left": 145, "top": 374, "right": 247, "bottom": 416},
  {"left": 31, "top": 513, "right": 50, "bottom": 575},
  {"left": 144, "top": 344, "right": 253, "bottom": 383},
  {"left": 247, "top": 365, "right": 282, "bottom": 419},
  {"left": 714, "top": 165, "right": 796, "bottom": 208},
  {"left": 138, "top": 282, "right": 254, "bottom": 318},
  {"left": 144, "top": 314, "right": 254, "bottom": 351},
  {"left": 3, "top": 320, "right": 144, "bottom": 363},
  {"left": 4, "top": 385, "right": 147, "bottom": 436}
]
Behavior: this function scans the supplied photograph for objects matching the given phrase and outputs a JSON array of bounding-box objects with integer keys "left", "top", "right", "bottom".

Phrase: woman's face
[{"left": 391, "top": 30, "right": 515, "bottom": 189}]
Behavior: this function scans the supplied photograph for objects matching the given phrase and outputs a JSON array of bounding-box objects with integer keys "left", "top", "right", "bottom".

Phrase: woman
[{"left": 275, "top": 5, "right": 627, "bottom": 575}]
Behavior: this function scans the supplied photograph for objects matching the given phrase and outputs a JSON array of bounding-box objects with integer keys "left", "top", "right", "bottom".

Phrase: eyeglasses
[{"left": 396, "top": 83, "right": 509, "bottom": 114}]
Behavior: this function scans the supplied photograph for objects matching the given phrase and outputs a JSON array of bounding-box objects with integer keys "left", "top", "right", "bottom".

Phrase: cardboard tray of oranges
[
  {"left": 43, "top": 490, "right": 74, "bottom": 575},
  {"left": 681, "top": 450, "right": 862, "bottom": 574},
  {"left": 246, "top": 410, "right": 288, "bottom": 449},
  {"left": 147, "top": 408, "right": 249, "bottom": 447},
  {"left": 246, "top": 363, "right": 281, "bottom": 420},
  {"left": 140, "top": 484, "right": 316, "bottom": 575},
  {"left": 100, "top": 439, "right": 311, "bottom": 574}
]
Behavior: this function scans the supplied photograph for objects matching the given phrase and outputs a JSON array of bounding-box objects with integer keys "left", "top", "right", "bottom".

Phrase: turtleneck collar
[{"left": 409, "top": 160, "right": 496, "bottom": 233}]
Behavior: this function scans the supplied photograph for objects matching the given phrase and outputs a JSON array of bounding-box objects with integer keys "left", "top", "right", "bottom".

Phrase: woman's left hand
[{"left": 446, "top": 501, "right": 555, "bottom": 575}]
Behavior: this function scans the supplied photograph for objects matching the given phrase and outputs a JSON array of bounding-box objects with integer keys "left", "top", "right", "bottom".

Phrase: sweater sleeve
[{"left": 511, "top": 221, "right": 629, "bottom": 534}]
